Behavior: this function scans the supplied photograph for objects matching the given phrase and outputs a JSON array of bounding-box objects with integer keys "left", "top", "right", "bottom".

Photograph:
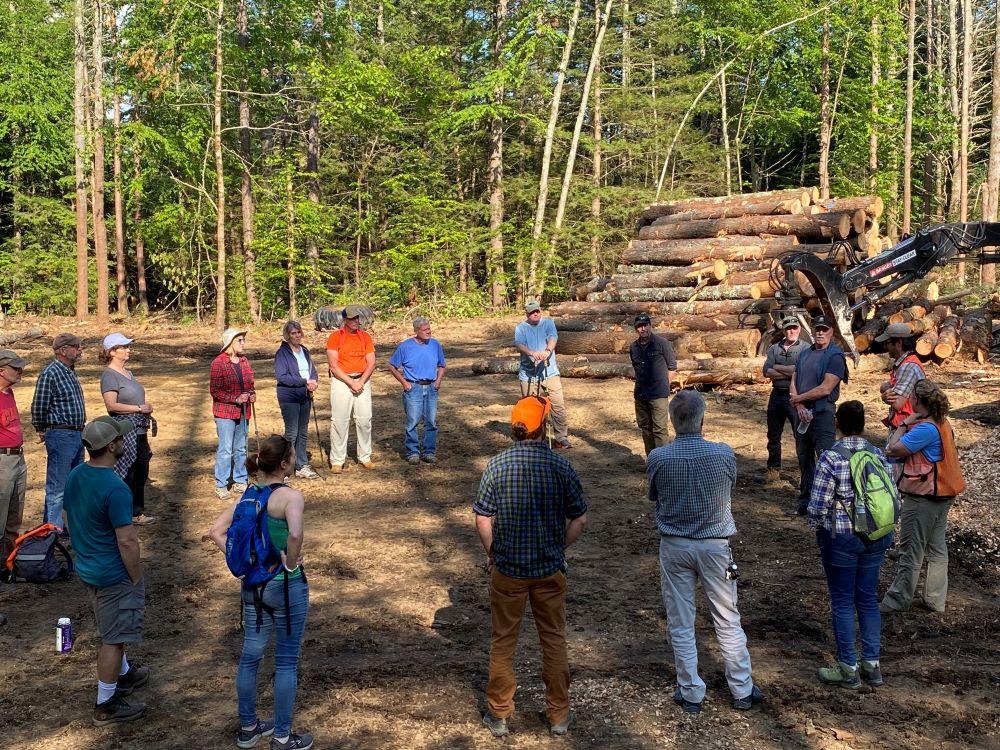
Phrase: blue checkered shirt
[
  {"left": 647, "top": 433, "right": 737, "bottom": 538},
  {"left": 31, "top": 359, "right": 86, "bottom": 431},
  {"left": 473, "top": 440, "right": 587, "bottom": 579},
  {"left": 808, "top": 437, "right": 895, "bottom": 535}
]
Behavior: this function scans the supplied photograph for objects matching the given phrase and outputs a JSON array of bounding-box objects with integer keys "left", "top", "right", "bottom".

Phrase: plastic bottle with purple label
[{"left": 56, "top": 617, "right": 73, "bottom": 653}]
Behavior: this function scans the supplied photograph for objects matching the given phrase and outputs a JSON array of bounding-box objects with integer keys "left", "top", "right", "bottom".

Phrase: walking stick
[
  {"left": 251, "top": 402, "right": 260, "bottom": 454},
  {"left": 309, "top": 392, "right": 328, "bottom": 474}
]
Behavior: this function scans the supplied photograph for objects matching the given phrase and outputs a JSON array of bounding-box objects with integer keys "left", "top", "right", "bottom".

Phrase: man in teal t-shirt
[
  {"left": 513, "top": 301, "right": 569, "bottom": 448},
  {"left": 64, "top": 416, "right": 150, "bottom": 726}
]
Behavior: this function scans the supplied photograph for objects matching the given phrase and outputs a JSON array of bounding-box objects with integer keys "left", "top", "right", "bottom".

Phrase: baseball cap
[
  {"left": 524, "top": 300, "right": 542, "bottom": 314},
  {"left": 780, "top": 316, "right": 800, "bottom": 329},
  {"left": 811, "top": 314, "right": 833, "bottom": 331},
  {"left": 102, "top": 333, "right": 134, "bottom": 351},
  {"left": 220, "top": 327, "right": 248, "bottom": 352},
  {"left": 0, "top": 349, "right": 28, "bottom": 369},
  {"left": 511, "top": 395, "right": 551, "bottom": 433},
  {"left": 82, "top": 416, "right": 135, "bottom": 451},
  {"left": 874, "top": 322, "right": 912, "bottom": 342},
  {"left": 343, "top": 304, "right": 364, "bottom": 319},
  {"left": 52, "top": 333, "right": 83, "bottom": 350},
  {"left": 634, "top": 314, "right": 652, "bottom": 327}
]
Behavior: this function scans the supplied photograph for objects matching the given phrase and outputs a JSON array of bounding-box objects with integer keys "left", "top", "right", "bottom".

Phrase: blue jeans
[
  {"left": 44, "top": 429, "right": 84, "bottom": 527},
  {"left": 214, "top": 418, "right": 248, "bottom": 488},
  {"left": 279, "top": 400, "right": 312, "bottom": 470},
  {"left": 402, "top": 384, "right": 439, "bottom": 458},
  {"left": 816, "top": 528, "right": 893, "bottom": 665},
  {"left": 237, "top": 576, "right": 309, "bottom": 738}
]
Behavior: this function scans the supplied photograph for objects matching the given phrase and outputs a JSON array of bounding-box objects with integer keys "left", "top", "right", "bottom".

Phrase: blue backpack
[{"left": 225, "top": 483, "right": 283, "bottom": 587}]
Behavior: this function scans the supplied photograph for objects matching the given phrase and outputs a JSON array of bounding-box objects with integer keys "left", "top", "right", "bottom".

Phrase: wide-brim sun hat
[{"left": 221, "top": 327, "right": 248, "bottom": 352}]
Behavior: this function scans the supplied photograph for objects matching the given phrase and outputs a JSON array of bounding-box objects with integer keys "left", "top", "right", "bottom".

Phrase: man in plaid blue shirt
[
  {"left": 31, "top": 333, "right": 87, "bottom": 530},
  {"left": 807, "top": 400, "right": 895, "bottom": 690},
  {"left": 474, "top": 395, "right": 587, "bottom": 738}
]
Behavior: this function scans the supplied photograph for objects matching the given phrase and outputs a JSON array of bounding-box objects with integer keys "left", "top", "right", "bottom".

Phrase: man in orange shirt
[{"left": 326, "top": 306, "right": 376, "bottom": 473}]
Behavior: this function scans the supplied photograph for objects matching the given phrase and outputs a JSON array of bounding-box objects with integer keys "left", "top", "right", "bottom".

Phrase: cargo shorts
[{"left": 85, "top": 577, "right": 145, "bottom": 645}]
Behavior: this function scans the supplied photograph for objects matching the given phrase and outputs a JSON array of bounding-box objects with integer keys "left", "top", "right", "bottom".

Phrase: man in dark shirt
[
  {"left": 473, "top": 396, "right": 588, "bottom": 738},
  {"left": 789, "top": 315, "right": 849, "bottom": 515},
  {"left": 628, "top": 314, "right": 678, "bottom": 455},
  {"left": 762, "top": 317, "right": 809, "bottom": 481}
]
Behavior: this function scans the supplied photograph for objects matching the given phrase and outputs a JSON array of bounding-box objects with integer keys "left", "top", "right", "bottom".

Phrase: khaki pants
[
  {"left": 0, "top": 453, "right": 26, "bottom": 563},
  {"left": 882, "top": 493, "right": 953, "bottom": 612},
  {"left": 520, "top": 376, "right": 568, "bottom": 442},
  {"left": 329, "top": 378, "right": 372, "bottom": 465},
  {"left": 487, "top": 569, "right": 570, "bottom": 725},
  {"left": 635, "top": 397, "right": 670, "bottom": 455}
]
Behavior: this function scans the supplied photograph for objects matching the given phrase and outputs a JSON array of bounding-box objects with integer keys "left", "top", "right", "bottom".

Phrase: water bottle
[
  {"left": 56, "top": 617, "right": 73, "bottom": 653},
  {"left": 796, "top": 411, "right": 812, "bottom": 435}
]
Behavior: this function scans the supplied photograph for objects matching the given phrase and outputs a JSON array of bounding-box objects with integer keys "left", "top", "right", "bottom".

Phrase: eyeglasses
[
  {"left": 527, "top": 310, "right": 542, "bottom": 316},
  {"left": 814, "top": 327, "right": 832, "bottom": 333}
]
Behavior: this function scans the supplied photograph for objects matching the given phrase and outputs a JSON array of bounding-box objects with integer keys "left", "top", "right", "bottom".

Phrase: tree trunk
[
  {"left": 643, "top": 198, "right": 803, "bottom": 227},
  {"left": 902, "top": 0, "right": 916, "bottom": 235},
  {"left": 959, "top": 308, "right": 990, "bottom": 361},
  {"left": 132, "top": 147, "right": 148, "bottom": 313},
  {"left": 915, "top": 328, "right": 938, "bottom": 356},
  {"left": 623, "top": 235, "right": 798, "bottom": 265},
  {"left": 982, "top": 2, "right": 1000, "bottom": 284},
  {"left": 947, "top": 0, "right": 960, "bottom": 219},
  {"left": 638, "top": 212, "right": 851, "bottom": 241},
  {"left": 869, "top": 17, "right": 879, "bottom": 192},
  {"left": 818, "top": 13, "right": 831, "bottom": 199},
  {"left": 933, "top": 314, "right": 961, "bottom": 358},
  {"left": 214, "top": 0, "right": 227, "bottom": 330},
  {"left": 814, "top": 196, "right": 884, "bottom": 217},
  {"left": 487, "top": 0, "right": 508, "bottom": 309},
  {"left": 591, "top": 285, "right": 761, "bottom": 303},
  {"left": 555, "top": 328, "right": 760, "bottom": 357},
  {"left": 91, "top": 0, "right": 109, "bottom": 322},
  {"left": 287, "top": 172, "right": 297, "bottom": 319},
  {"left": 611, "top": 260, "right": 727, "bottom": 290},
  {"left": 237, "top": 0, "right": 261, "bottom": 323},
  {"left": 959, "top": 0, "right": 971, "bottom": 235},
  {"left": 887, "top": 299, "right": 934, "bottom": 324},
  {"left": 73, "top": 0, "right": 89, "bottom": 320},
  {"left": 640, "top": 189, "right": 810, "bottom": 222},
  {"left": 590, "top": 0, "right": 602, "bottom": 277},
  {"left": 720, "top": 68, "right": 732, "bottom": 195},
  {"left": 110, "top": 13, "right": 126, "bottom": 314},
  {"left": 549, "top": 299, "right": 775, "bottom": 318},
  {"left": 553, "top": 313, "right": 762, "bottom": 332},
  {"left": 921, "top": 0, "right": 936, "bottom": 224}
]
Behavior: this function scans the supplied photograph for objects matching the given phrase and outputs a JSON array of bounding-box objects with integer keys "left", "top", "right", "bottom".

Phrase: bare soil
[{"left": 1, "top": 315, "right": 998, "bottom": 750}]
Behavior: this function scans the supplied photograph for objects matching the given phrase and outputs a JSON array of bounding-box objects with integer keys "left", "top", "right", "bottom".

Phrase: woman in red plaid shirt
[{"left": 211, "top": 329, "right": 256, "bottom": 499}]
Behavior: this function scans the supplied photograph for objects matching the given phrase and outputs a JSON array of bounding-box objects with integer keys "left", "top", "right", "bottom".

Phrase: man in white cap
[
  {"left": 64, "top": 416, "right": 149, "bottom": 726},
  {"left": 31, "top": 332, "right": 87, "bottom": 531},
  {"left": 875, "top": 322, "right": 925, "bottom": 430},
  {"left": 210, "top": 328, "right": 256, "bottom": 498},
  {"left": 0, "top": 349, "right": 29, "bottom": 568},
  {"left": 513, "top": 301, "right": 569, "bottom": 448},
  {"left": 326, "top": 305, "right": 376, "bottom": 473}
]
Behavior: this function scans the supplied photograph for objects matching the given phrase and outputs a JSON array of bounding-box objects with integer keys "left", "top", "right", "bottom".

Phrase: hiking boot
[
  {"left": 358, "top": 460, "right": 374, "bottom": 469},
  {"left": 879, "top": 601, "right": 901, "bottom": 615},
  {"left": 294, "top": 466, "right": 319, "bottom": 480},
  {"left": 859, "top": 660, "right": 884, "bottom": 686},
  {"left": 763, "top": 468, "right": 780, "bottom": 483},
  {"left": 785, "top": 507, "right": 807, "bottom": 517},
  {"left": 329, "top": 463, "right": 343, "bottom": 474},
  {"left": 269, "top": 733, "right": 313, "bottom": 750},
  {"left": 237, "top": 718, "right": 275, "bottom": 748},
  {"left": 132, "top": 514, "right": 157, "bottom": 526},
  {"left": 817, "top": 662, "right": 861, "bottom": 689},
  {"left": 216, "top": 487, "right": 232, "bottom": 500},
  {"left": 482, "top": 712, "right": 508, "bottom": 737},
  {"left": 672, "top": 689, "right": 702, "bottom": 714},
  {"left": 232, "top": 483, "right": 248, "bottom": 494},
  {"left": 116, "top": 664, "right": 150, "bottom": 695},
  {"left": 93, "top": 693, "right": 147, "bottom": 726},
  {"left": 549, "top": 710, "right": 575, "bottom": 735},
  {"left": 421, "top": 454, "right": 437, "bottom": 464},
  {"left": 554, "top": 438, "right": 571, "bottom": 449},
  {"left": 406, "top": 454, "right": 420, "bottom": 465},
  {"left": 732, "top": 684, "right": 764, "bottom": 710}
]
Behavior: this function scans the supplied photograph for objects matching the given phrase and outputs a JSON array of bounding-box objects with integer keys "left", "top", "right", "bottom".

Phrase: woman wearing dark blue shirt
[{"left": 274, "top": 321, "right": 320, "bottom": 479}]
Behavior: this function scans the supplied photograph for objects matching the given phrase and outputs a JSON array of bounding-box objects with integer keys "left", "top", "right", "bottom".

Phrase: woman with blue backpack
[{"left": 208, "top": 435, "right": 312, "bottom": 750}]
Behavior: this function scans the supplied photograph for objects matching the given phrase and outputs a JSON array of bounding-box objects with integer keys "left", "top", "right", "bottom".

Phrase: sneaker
[
  {"left": 672, "top": 688, "right": 702, "bottom": 714},
  {"left": 329, "top": 463, "right": 343, "bottom": 474},
  {"left": 859, "top": 660, "right": 884, "bottom": 686},
  {"left": 358, "top": 460, "right": 374, "bottom": 469},
  {"left": 421, "top": 454, "right": 437, "bottom": 464},
  {"left": 238, "top": 719, "right": 275, "bottom": 748},
  {"left": 785, "top": 507, "right": 807, "bottom": 517},
  {"left": 93, "top": 694, "right": 147, "bottom": 726},
  {"left": 294, "top": 466, "right": 320, "bottom": 480},
  {"left": 549, "top": 710, "right": 575, "bottom": 735},
  {"left": 406, "top": 454, "right": 420, "bottom": 465},
  {"left": 132, "top": 514, "right": 157, "bottom": 526},
  {"left": 269, "top": 733, "right": 313, "bottom": 750},
  {"left": 553, "top": 438, "right": 571, "bottom": 449},
  {"left": 482, "top": 712, "right": 508, "bottom": 737},
  {"left": 116, "top": 664, "right": 150, "bottom": 695},
  {"left": 732, "top": 684, "right": 764, "bottom": 710},
  {"left": 817, "top": 662, "right": 861, "bottom": 689},
  {"left": 232, "top": 483, "right": 248, "bottom": 494},
  {"left": 215, "top": 487, "right": 232, "bottom": 500}
]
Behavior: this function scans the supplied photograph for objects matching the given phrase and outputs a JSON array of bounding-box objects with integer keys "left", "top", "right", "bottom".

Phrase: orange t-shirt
[{"left": 326, "top": 328, "right": 375, "bottom": 373}]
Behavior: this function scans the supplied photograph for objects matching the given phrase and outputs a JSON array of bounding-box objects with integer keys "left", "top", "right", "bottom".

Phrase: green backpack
[{"left": 833, "top": 443, "right": 900, "bottom": 542}]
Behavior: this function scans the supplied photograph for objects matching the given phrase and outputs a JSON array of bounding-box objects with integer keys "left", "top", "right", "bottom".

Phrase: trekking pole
[
  {"left": 309, "top": 392, "right": 328, "bottom": 476},
  {"left": 251, "top": 402, "right": 260, "bottom": 454}
]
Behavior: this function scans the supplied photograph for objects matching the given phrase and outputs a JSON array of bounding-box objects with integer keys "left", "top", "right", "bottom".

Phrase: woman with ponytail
[
  {"left": 882, "top": 380, "right": 965, "bottom": 614},
  {"left": 208, "top": 435, "right": 313, "bottom": 750}
]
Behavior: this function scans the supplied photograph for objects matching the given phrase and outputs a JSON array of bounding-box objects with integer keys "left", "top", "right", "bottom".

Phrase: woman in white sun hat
[{"left": 210, "top": 328, "right": 256, "bottom": 499}]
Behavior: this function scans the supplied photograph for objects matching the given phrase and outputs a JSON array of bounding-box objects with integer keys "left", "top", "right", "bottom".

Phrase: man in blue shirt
[
  {"left": 387, "top": 316, "right": 446, "bottom": 464},
  {"left": 65, "top": 416, "right": 149, "bottom": 726},
  {"left": 513, "top": 301, "right": 569, "bottom": 448}
]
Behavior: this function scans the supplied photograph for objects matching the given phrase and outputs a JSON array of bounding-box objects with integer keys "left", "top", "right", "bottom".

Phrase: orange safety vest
[
  {"left": 886, "top": 353, "right": 925, "bottom": 428},
  {"left": 896, "top": 417, "right": 965, "bottom": 498}
]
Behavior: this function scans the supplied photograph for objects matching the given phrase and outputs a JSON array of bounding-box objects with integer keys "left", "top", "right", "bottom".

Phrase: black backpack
[{"left": 6, "top": 524, "right": 73, "bottom": 583}]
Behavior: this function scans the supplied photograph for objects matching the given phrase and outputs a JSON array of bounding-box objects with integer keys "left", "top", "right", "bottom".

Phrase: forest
[{"left": 1, "top": 0, "right": 999, "bottom": 325}]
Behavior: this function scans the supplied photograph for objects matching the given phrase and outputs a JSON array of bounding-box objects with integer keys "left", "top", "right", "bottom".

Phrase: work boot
[
  {"left": 732, "top": 684, "right": 764, "bottom": 710},
  {"left": 406, "top": 454, "right": 420, "bottom": 465},
  {"left": 116, "top": 663, "right": 150, "bottom": 695},
  {"left": 93, "top": 694, "right": 147, "bottom": 726},
  {"left": 764, "top": 468, "right": 780, "bottom": 483},
  {"left": 238, "top": 718, "right": 275, "bottom": 748},
  {"left": 549, "top": 710, "right": 575, "bottom": 735},
  {"left": 482, "top": 712, "right": 509, "bottom": 737},
  {"left": 329, "top": 463, "right": 343, "bottom": 475},
  {"left": 358, "top": 460, "right": 374, "bottom": 470},
  {"left": 817, "top": 662, "right": 861, "bottom": 689},
  {"left": 421, "top": 454, "right": 437, "bottom": 464},
  {"left": 672, "top": 688, "right": 702, "bottom": 714},
  {"left": 859, "top": 660, "right": 884, "bottom": 686}
]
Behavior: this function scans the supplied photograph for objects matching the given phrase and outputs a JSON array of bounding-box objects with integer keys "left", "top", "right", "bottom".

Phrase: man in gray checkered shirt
[{"left": 647, "top": 390, "right": 761, "bottom": 713}]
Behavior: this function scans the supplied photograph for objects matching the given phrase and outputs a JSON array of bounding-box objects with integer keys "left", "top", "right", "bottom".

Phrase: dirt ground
[{"left": 1, "top": 314, "right": 998, "bottom": 750}]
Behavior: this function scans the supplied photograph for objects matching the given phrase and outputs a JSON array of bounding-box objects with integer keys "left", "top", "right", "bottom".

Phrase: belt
[
  {"left": 0, "top": 447, "right": 24, "bottom": 455},
  {"left": 48, "top": 425, "right": 84, "bottom": 432},
  {"left": 414, "top": 379, "right": 435, "bottom": 385},
  {"left": 348, "top": 373, "right": 363, "bottom": 380}
]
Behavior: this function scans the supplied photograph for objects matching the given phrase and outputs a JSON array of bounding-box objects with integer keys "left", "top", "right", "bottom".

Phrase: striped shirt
[
  {"left": 647, "top": 433, "right": 737, "bottom": 538},
  {"left": 807, "top": 437, "right": 896, "bottom": 535},
  {"left": 473, "top": 440, "right": 587, "bottom": 579},
  {"left": 31, "top": 359, "right": 86, "bottom": 431}
]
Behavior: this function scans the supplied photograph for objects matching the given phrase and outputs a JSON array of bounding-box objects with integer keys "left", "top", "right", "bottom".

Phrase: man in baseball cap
[
  {"left": 761, "top": 317, "right": 808, "bottom": 482},
  {"left": 64, "top": 415, "right": 150, "bottom": 726},
  {"left": 31, "top": 333, "right": 87, "bottom": 531},
  {"left": 629, "top": 314, "right": 677, "bottom": 455},
  {"left": 0, "top": 349, "right": 29, "bottom": 572},
  {"left": 875, "top": 322, "right": 925, "bottom": 429},
  {"left": 514, "top": 301, "right": 570, "bottom": 448},
  {"left": 326, "top": 303, "right": 377, "bottom": 472}
]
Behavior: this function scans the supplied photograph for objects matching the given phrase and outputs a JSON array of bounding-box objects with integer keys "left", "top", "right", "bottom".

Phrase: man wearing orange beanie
[{"left": 473, "top": 394, "right": 588, "bottom": 737}]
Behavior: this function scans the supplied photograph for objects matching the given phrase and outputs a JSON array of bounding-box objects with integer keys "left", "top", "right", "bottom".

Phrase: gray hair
[
  {"left": 669, "top": 389, "right": 705, "bottom": 434},
  {"left": 281, "top": 320, "right": 303, "bottom": 342},
  {"left": 412, "top": 316, "right": 430, "bottom": 331}
]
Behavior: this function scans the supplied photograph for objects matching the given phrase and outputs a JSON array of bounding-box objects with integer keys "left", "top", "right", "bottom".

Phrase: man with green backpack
[{"left": 807, "top": 400, "right": 899, "bottom": 690}]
